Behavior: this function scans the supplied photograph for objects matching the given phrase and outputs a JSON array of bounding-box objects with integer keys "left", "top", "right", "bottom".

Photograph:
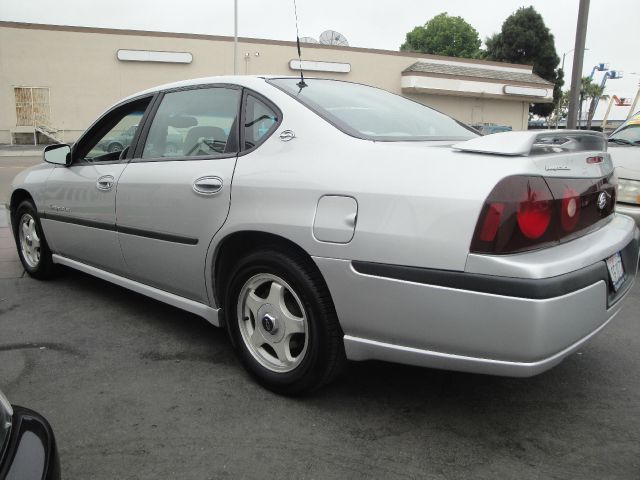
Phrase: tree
[
  {"left": 552, "top": 79, "right": 609, "bottom": 129},
  {"left": 400, "top": 13, "right": 481, "bottom": 59},
  {"left": 581, "top": 76, "right": 609, "bottom": 128},
  {"left": 484, "top": 6, "right": 563, "bottom": 118}
]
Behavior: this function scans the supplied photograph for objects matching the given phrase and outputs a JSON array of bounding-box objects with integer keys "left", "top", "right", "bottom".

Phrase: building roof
[
  {"left": 403, "top": 61, "right": 553, "bottom": 86},
  {"left": 0, "top": 21, "right": 533, "bottom": 71}
]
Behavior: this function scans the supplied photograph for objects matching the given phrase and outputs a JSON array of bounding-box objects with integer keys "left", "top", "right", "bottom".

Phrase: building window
[{"left": 14, "top": 87, "right": 50, "bottom": 126}]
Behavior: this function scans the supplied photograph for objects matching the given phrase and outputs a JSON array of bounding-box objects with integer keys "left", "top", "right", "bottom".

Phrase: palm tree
[{"left": 582, "top": 77, "right": 609, "bottom": 129}]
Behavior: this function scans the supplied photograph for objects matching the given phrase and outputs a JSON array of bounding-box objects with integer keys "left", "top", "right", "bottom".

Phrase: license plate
[{"left": 606, "top": 252, "right": 625, "bottom": 292}]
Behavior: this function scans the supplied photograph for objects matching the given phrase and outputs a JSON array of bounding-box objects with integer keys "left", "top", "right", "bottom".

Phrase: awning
[{"left": 402, "top": 61, "right": 554, "bottom": 103}]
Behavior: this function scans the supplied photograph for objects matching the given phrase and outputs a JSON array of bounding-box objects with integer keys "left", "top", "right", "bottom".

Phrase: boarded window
[{"left": 14, "top": 87, "right": 50, "bottom": 126}]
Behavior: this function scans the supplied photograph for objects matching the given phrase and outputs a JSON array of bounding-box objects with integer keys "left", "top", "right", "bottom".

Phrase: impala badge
[
  {"left": 279, "top": 130, "right": 295, "bottom": 142},
  {"left": 49, "top": 204, "right": 70, "bottom": 212}
]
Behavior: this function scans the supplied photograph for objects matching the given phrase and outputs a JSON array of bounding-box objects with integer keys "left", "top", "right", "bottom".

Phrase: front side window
[
  {"left": 243, "top": 95, "right": 279, "bottom": 150},
  {"left": 75, "top": 97, "right": 151, "bottom": 163},
  {"left": 142, "top": 87, "right": 241, "bottom": 159},
  {"left": 86, "top": 113, "right": 145, "bottom": 160},
  {"left": 268, "top": 78, "right": 477, "bottom": 141}
]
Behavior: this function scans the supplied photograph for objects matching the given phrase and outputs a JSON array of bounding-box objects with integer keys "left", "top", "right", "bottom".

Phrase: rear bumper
[
  {"left": 313, "top": 225, "right": 639, "bottom": 377},
  {"left": 342, "top": 313, "right": 616, "bottom": 377}
]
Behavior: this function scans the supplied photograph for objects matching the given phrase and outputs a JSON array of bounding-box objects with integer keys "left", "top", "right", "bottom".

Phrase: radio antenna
[{"left": 293, "top": 0, "right": 307, "bottom": 89}]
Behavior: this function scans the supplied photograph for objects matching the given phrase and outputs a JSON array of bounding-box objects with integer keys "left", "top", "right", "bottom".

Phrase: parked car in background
[
  {"left": 96, "top": 124, "right": 140, "bottom": 153},
  {"left": 9, "top": 76, "right": 639, "bottom": 394},
  {"left": 471, "top": 123, "right": 513, "bottom": 135},
  {"left": 96, "top": 124, "right": 184, "bottom": 155},
  {"left": 608, "top": 112, "right": 640, "bottom": 226},
  {"left": 0, "top": 390, "right": 60, "bottom": 479}
]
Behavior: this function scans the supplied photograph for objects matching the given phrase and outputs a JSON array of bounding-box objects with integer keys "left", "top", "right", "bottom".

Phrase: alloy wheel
[
  {"left": 236, "top": 273, "right": 308, "bottom": 373},
  {"left": 19, "top": 213, "right": 41, "bottom": 268}
]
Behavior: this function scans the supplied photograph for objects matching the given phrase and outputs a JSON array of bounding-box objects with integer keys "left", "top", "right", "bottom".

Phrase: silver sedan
[{"left": 9, "top": 76, "right": 639, "bottom": 394}]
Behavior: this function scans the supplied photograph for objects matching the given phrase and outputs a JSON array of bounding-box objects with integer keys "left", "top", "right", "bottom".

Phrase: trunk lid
[{"left": 453, "top": 130, "right": 614, "bottom": 179}]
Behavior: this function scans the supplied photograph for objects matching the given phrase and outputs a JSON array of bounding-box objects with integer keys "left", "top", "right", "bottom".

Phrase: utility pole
[
  {"left": 556, "top": 48, "right": 588, "bottom": 128},
  {"left": 567, "top": 0, "right": 590, "bottom": 129},
  {"left": 233, "top": 0, "right": 238, "bottom": 75}
]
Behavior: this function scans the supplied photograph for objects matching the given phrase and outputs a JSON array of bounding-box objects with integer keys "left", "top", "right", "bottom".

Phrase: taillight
[{"left": 471, "top": 175, "right": 615, "bottom": 254}]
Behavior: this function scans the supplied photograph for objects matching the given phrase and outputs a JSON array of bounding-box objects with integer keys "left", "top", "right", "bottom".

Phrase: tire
[
  {"left": 107, "top": 142, "right": 123, "bottom": 153},
  {"left": 13, "top": 200, "right": 55, "bottom": 279},
  {"left": 225, "top": 248, "right": 346, "bottom": 395}
]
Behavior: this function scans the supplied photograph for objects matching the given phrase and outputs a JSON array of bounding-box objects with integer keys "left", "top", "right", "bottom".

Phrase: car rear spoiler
[{"left": 452, "top": 130, "right": 607, "bottom": 156}]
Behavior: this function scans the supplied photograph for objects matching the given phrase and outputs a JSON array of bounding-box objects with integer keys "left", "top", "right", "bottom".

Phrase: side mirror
[{"left": 43, "top": 144, "right": 71, "bottom": 166}]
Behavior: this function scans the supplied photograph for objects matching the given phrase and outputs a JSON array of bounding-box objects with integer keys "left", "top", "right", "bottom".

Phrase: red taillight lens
[
  {"left": 478, "top": 203, "right": 504, "bottom": 242},
  {"left": 470, "top": 175, "right": 615, "bottom": 254},
  {"left": 517, "top": 189, "right": 552, "bottom": 239}
]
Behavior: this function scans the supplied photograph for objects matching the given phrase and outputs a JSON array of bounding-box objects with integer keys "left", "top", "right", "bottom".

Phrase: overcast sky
[{"left": 1, "top": 0, "right": 638, "bottom": 99}]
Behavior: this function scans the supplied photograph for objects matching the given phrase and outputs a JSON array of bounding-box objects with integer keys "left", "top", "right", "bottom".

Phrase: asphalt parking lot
[{"left": 1, "top": 153, "right": 639, "bottom": 479}]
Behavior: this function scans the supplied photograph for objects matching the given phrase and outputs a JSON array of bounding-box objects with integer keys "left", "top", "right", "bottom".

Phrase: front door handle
[
  {"left": 193, "top": 176, "right": 223, "bottom": 195},
  {"left": 96, "top": 175, "right": 115, "bottom": 191}
]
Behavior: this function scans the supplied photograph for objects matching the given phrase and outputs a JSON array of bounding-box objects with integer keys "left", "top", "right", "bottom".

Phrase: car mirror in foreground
[{"left": 43, "top": 144, "right": 71, "bottom": 166}]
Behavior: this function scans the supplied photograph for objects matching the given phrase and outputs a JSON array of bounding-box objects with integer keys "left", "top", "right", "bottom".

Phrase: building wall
[{"left": 0, "top": 23, "right": 533, "bottom": 143}]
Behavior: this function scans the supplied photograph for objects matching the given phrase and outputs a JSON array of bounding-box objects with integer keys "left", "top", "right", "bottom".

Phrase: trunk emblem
[
  {"left": 279, "top": 130, "right": 295, "bottom": 142},
  {"left": 597, "top": 192, "right": 608, "bottom": 210}
]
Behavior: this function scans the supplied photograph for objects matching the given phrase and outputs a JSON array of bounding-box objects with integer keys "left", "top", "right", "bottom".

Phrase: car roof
[{"left": 122, "top": 75, "right": 295, "bottom": 102}]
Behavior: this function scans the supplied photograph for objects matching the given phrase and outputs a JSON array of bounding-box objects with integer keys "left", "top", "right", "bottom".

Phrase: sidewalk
[{"left": 0, "top": 144, "right": 45, "bottom": 157}]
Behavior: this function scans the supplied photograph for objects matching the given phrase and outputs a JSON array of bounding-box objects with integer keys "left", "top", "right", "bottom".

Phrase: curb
[{"left": 0, "top": 150, "right": 43, "bottom": 157}]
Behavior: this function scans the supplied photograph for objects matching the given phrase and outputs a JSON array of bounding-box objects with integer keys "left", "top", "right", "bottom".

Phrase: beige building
[{"left": 0, "top": 21, "right": 554, "bottom": 144}]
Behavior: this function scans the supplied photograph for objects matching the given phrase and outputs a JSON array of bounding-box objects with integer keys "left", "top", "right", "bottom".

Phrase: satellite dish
[
  {"left": 299, "top": 36, "right": 319, "bottom": 44},
  {"left": 319, "top": 30, "right": 349, "bottom": 47}
]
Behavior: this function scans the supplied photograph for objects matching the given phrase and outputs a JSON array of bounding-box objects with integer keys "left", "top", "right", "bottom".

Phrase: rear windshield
[{"left": 268, "top": 78, "right": 478, "bottom": 142}]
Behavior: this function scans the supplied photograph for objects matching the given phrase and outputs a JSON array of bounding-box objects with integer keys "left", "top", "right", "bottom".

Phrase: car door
[
  {"left": 115, "top": 85, "right": 243, "bottom": 303},
  {"left": 40, "top": 95, "right": 154, "bottom": 275}
]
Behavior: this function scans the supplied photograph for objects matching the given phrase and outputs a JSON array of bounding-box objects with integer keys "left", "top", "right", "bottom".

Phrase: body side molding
[{"left": 44, "top": 213, "right": 198, "bottom": 245}]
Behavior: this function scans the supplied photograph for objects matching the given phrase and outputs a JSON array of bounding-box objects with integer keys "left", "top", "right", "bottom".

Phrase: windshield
[
  {"left": 268, "top": 78, "right": 478, "bottom": 142},
  {"left": 610, "top": 113, "right": 640, "bottom": 145},
  {"left": 609, "top": 123, "right": 640, "bottom": 145}
]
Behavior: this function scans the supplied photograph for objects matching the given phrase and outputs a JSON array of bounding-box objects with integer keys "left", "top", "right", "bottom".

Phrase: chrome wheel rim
[
  {"left": 237, "top": 273, "right": 308, "bottom": 373},
  {"left": 18, "top": 213, "right": 41, "bottom": 268}
]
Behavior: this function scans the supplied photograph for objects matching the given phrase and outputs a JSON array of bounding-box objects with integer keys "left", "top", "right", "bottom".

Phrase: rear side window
[
  {"left": 243, "top": 95, "right": 279, "bottom": 151},
  {"left": 142, "top": 87, "right": 241, "bottom": 159},
  {"left": 268, "top": 78, "right": 477, "bottom": 142}
]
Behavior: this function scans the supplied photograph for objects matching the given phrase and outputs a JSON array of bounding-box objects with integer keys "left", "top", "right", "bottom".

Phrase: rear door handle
[
  {"left": 96, "top": 175, "right": 115, "bottom": 191},
  {"left": 193, "top": 176, "right": 223, "bottom": 195}
]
